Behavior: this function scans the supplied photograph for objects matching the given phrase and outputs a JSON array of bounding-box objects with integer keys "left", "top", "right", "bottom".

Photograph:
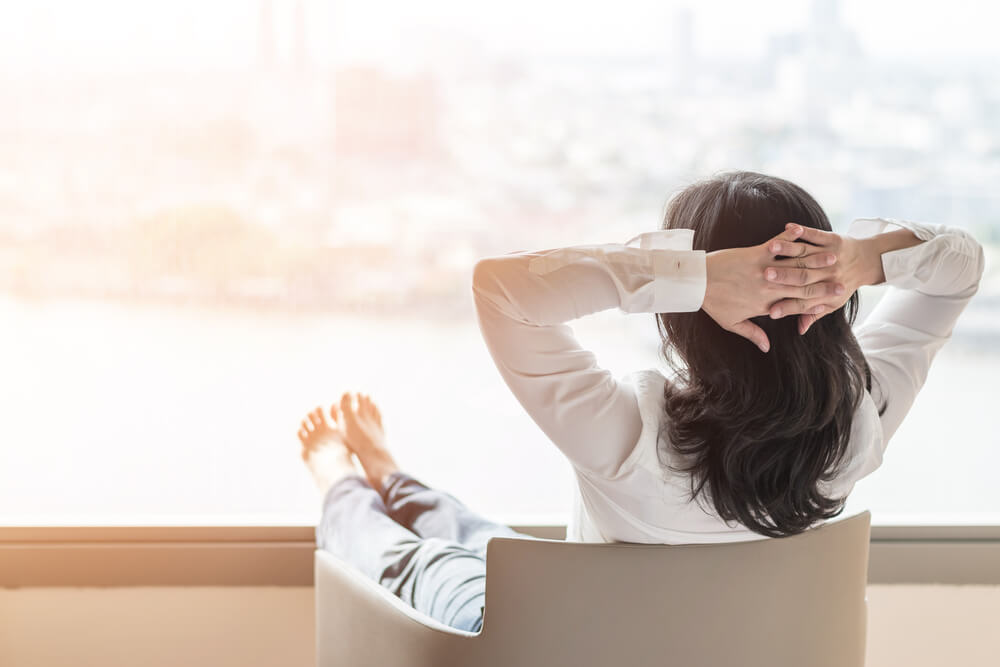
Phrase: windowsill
[{"left": 3, "top": 520, "right": 1000, "bottom": 588}]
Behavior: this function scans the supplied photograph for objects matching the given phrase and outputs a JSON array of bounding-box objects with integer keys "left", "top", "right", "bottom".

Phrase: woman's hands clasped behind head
[
  {"left": 702, "top": 223, "right": 862, "bottom": 353},
  {"left": 763, "top": 223, "right": 873, "bottom": 334}
]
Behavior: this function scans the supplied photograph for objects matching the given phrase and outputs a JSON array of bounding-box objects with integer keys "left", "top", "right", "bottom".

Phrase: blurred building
[{"left": 333, "top": 67, "right": 443, "bottom": 160}]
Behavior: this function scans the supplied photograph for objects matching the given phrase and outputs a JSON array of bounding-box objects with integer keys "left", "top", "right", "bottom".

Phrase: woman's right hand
[{"left": 763, "top": 223, "right": 881, "bottom": 334}]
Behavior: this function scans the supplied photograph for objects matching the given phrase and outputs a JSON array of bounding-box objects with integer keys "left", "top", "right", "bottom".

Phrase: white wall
[
  {"left": 0, "top": 587, "right": 315, "bottom": 667},
  {"left": 1, "top": 585, "right": 998, "bottom": 666}
]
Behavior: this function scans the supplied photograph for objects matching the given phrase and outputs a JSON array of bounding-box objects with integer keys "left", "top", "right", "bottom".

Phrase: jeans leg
[
  {"left": 316, "top": 473, "right": 420, "bottom": 583},
  {"left": 317, "top": 474, "right": 487, "bottom": 633},
  {"left": 378, "top": 472, "right": 527, "bottom": 556}
]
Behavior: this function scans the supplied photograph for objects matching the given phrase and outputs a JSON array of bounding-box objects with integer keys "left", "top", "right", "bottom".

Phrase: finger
[
  {"left": 767, "top": 238, "right": 811, "bottom": 258},
  {"left": 773, "top": 280, "right": 845, "bottom": 303},
  {"left": 770, "top": 252, "right": 838, "bottom": 271},
  {"left": 764, "top": 262, "right": 837, "bottom": 286},
  {"left": 728, "top": 319, "right": 770, "bottom": 353},
  {"left": 769, "top": 296, "right": 836, "bottom": 319},
  {"left": 798, "top": 312, "right": 823, "bottom": 335},
  {"left": 301, "top": 418, "right": 313, "bottom": 434},
  {"left": 759, "top": 225, "right": 800, "bottom": 256},
  {"left": 771, "top": 224, "right": 805, "bottom": 243},
  {"left": 786, "top": 222, "right": 836, "bottom": 246},
  {"left": 297, "top": 427, "right": 309, "bottom": 444},
  {"left": 308, "top": 410, "right": 323, "bottom": 427}
]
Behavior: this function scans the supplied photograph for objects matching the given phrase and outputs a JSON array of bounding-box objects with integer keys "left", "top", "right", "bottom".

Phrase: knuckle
[{"left": 797, "top": 269, "right": 809, "bottom": 285}]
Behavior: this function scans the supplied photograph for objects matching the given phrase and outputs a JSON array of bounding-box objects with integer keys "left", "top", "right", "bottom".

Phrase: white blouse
[{"left": 472, "top": 218, "right": 985, "bottom": 544}]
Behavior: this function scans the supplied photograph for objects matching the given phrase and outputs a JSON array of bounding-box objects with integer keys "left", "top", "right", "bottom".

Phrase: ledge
[{"left": 2, "top": 524, "right": 999, "bottom": 587}]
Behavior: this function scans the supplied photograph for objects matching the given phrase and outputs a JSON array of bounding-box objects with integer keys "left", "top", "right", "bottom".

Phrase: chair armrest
[{"left": 315, "top": 550, "right": 477, "bottom": 667}]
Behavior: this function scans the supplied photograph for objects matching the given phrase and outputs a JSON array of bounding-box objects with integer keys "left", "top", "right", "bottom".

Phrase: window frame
[{"left": 3, "top": 523, "right": 999, "bottom": 587}]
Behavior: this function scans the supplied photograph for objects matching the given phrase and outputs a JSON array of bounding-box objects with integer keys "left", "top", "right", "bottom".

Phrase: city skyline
[{"left": 0, "top": 0, "right": 998, "bottom": 76}]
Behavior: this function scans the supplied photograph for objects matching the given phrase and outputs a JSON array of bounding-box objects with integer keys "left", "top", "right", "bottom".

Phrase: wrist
[
  {"left": 857, "top": 237, "right": 887, "bottom": 286},
  {"left": 862, "top": 228, "right": 924, "bottom": 286}
]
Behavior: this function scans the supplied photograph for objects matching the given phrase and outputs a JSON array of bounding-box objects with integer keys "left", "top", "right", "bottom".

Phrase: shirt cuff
[
  {"left": 651, "top": 249, "right": 706, "bottom": 312},
  {"left": 633, "top": 229, "right": 706, "bottom": 312}
]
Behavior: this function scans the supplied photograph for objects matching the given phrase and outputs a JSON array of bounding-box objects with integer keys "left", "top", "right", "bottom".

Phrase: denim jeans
[{"left": 316, "top": 472, "right": 530, "bottom": 633}]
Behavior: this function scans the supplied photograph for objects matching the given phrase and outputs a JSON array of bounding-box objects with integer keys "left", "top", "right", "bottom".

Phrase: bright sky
[{"left": 0, "top": 0, "right": 995, "bottom": 73}]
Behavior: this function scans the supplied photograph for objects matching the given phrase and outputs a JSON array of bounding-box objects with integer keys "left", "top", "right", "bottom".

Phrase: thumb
[
  {"left": 798, "top": 311, "right": 823, "bottom": 335},
  {"left": 728, "top": 319, "right": 770, "bottom": 353}
]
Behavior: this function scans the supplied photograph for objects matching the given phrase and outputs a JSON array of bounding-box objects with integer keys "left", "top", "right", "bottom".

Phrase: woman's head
[{"left": 656, "top": 171, "right": 879, "bottom": 537}]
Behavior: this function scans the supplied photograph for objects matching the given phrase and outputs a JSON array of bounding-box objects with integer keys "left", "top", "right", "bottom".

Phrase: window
[{"left": 0, "top": 0, "right": 996, "bottom": 527}]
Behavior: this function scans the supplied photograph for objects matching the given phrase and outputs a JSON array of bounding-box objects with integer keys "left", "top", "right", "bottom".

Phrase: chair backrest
[{"left": 315, "top": 511, "right": 870, "bottom": 667}]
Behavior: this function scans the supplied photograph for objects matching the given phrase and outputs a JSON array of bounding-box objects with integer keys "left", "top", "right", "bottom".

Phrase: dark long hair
[{"left": 656, "top": 171, "right": 884, "bottom": 538}]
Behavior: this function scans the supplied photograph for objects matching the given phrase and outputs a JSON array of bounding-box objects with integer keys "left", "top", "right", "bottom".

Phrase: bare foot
[
  {"left": 297, "top": 405, "right": 358, "bottom": 496},
  {"left": 338, "top": 392, "right": 399, "bottom": 492}
]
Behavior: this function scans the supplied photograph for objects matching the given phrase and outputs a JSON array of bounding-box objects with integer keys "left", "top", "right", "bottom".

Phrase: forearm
[
  {"left": 859, "top": 228, "right": 924, "bottom": 286},
  {"left": 848, "top": 217, "right": 984, "bottom": 297},
  {"left": 472, "top": 235, "right": 705, "bottom": 326}
]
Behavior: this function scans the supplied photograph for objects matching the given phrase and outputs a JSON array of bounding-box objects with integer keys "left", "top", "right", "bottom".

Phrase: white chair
[{"left": 315, "top": 511, "right": 870, "bottom": 667}]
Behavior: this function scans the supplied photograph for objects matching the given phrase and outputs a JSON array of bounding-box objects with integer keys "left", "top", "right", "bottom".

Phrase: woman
[{"left": 297, "top": 171, "right": 985, "bottom": 632}]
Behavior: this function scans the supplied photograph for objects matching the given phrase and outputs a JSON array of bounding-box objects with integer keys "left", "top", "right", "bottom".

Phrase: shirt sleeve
[
  {"left": 471, "top": 229, "right": 707, "bottom": 477},
  {"left": 848, "top": 217, "right": 986, "bottom": 460}
]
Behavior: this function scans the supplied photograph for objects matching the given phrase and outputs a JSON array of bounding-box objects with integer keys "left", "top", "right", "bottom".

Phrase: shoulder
[
  {"left": 620, "top": 369, "right": 669, "bottom": 418},
  {"left": 818, "top": 390, "right": 885, "bottom": 499},
  {"left": 610, "top": 369, "right": 671, "bottom": 477}
]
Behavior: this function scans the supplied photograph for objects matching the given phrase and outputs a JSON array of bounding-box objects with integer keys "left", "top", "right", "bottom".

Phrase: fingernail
[
  {"left": 813, "top": 305, "right": 824, "bottom": 314},
  {"left": 791, "top": 224, "right": 801, "bottom": 234},
  {"left": 827, "top": 254, "right": 836, "bottom": 265},
  {"left": 835, "top": 285, "right": 845, "bottom": 295},
  {"left": 771, "top": 308, "right": 782, "bottom": 318},
  {"left": 766, "top": 268, "right": 776, "bottom": 280},
  {"left": 770, "top": 242, "right": 781, "bottom": 253}
]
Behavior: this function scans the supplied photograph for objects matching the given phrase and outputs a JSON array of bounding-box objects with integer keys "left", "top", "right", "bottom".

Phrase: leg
[
  {"left": 299, "top": 403, "right": 487, "bottom": 632},
  {"left": 318, "top": 475, "right": 488, "bottom": 632},
  {"left": 380, "top": 471, "right": 524, "bottom": 556},
  {"left": 339, "top": 392, "right": 527, "bottom": 556}
]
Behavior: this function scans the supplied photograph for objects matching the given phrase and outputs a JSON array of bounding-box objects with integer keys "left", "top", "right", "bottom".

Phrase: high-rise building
[
  {"left": 669, "top": 7, "right": 696, "bottom": 91},
  {"left": 294, "top": 0, "right": 309, "bottom": 72},
  {"left": 257, "top": 0, "right": 276, "bottom": 70}
]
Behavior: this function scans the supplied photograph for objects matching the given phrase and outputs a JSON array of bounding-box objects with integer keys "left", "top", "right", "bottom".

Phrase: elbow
[
  {"left": 965, "top": 235, "right": 986, "bottom": 295},
  {"left": 472, "top": 255, "right": 534, "bottom": 323},
  {"left": 472, "top": 257, "right": 498, "bottom": 294},
  {"left": 471, "top": 256, "right": 506, "bottom": 312},
  {"left": 950, "top": 229, "right": 987, "bottom": 295},
  {"left": 974, "top": 238, "right": 986, "bottom": 284},
  {"left": 472, "top": 255, "right": 515, "bottom": 299}
]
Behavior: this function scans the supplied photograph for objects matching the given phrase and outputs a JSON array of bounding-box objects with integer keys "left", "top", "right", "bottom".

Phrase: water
[{"left": 0, "top": 296, "right": 998, "bottom": 526}]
